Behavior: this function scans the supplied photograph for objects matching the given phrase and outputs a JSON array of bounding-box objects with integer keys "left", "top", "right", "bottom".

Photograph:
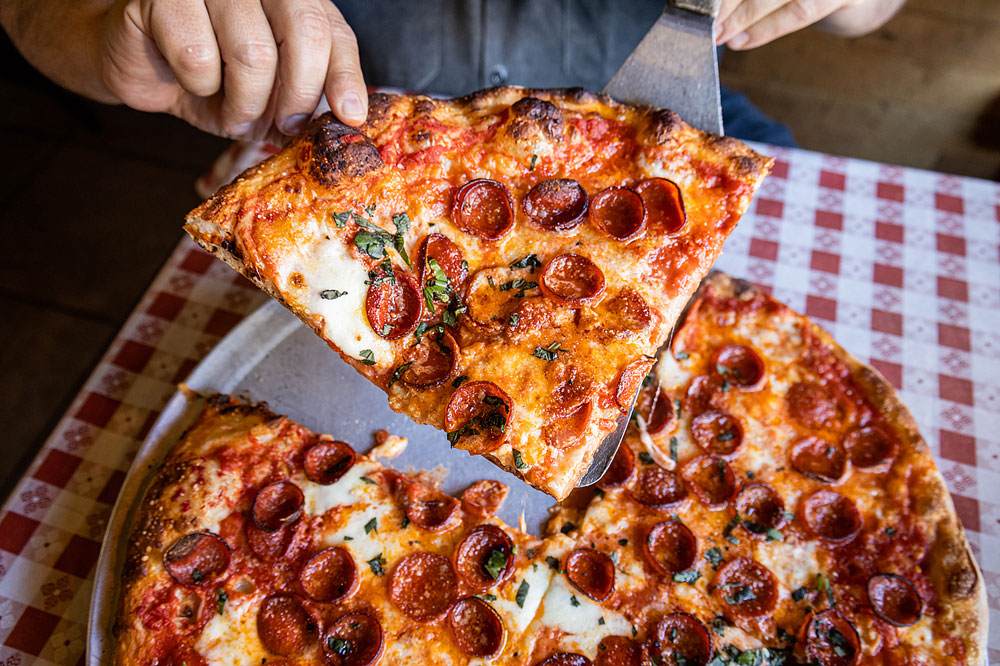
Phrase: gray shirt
[{"left": 336, "top": 0, "right": 663, "bottom": 94}]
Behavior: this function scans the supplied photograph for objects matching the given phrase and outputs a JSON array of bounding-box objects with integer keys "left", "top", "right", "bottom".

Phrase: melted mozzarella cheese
[
  {"left": 493, "top": 561, "right": 554, "bottom": 634},
  {"left": 196, "top": 594, "right": 266, "bottom": 666},
  {"left": 273, "top": 218, "right": 391, "bottom": 364},
  {"left": 299, "top": 459, "right": 381, "bottom": 515},
  {"left": 321, "top": 500, "right": 395, "bottom": 562},
  {"left": 753, "top": 539, "right": 821, "bottom": 592},
  {"left": 537, "top": 573, "right": 632, "bottom": 656}
]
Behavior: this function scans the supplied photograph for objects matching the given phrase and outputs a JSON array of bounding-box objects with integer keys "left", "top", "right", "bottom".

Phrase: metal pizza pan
[{"left": 87, "top": 299, "right": 558, "bottom": 666}]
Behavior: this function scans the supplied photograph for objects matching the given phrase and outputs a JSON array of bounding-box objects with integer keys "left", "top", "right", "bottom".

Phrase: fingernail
[
  {"left": 342, "top": 91, "right": 365, "bottom": 119},
  {"left": 230, "top": 121, "right": 253, "bottom": 136},
  {"left": 728, "top": 32, "right": 749, "bottom": 49},
  {"left": 279, "top": 114, "right": 308, "bottom": 135}
]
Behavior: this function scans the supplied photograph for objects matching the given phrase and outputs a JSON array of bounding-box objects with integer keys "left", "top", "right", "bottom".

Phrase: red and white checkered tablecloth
[{"left": 1, "top": 143, "right": 998, "bottom": 665}]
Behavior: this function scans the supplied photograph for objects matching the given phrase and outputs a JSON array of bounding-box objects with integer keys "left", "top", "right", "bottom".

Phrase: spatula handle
[{"left": 670, "top": 0, "right": 722, "bottom": 18}]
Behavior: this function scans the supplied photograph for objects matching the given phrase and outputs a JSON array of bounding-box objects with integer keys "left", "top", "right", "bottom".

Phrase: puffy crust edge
[
  {"left": 364, "top": 85, "right": 771, "bottom": 184},
  {"left": 698, "top": 272, "right": 987, "bottom": 665},
  {"left": 112, "top": 395, "right": 280, "bottom": 665}
]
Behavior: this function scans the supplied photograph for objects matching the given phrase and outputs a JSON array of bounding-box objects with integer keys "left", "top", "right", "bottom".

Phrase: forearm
[
  {"left": 816, "top": 0, "right": 906, "bottom": 37},
  {"left": 0, "top": 0, "right": 119, "bottom": 103}
]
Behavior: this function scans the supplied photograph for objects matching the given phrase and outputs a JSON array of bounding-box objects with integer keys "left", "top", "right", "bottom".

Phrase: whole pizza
[
  {"left": 185, "top": 86, "right": 771, "bottom": 499},
  {"left": 113, "top": 273, "right": 986, "bottom": 666}
]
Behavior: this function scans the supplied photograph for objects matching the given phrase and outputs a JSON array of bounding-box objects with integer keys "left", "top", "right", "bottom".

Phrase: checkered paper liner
[{"left": 1, "top": 143, "right": 998, "bottom": 665}]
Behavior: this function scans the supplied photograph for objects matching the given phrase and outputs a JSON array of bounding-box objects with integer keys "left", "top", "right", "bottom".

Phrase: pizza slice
[
  {"left": 184, "top": 86, "right": 771, "bottom": 499},
  {"left": 115, "top": 395, "right": 556, "bottom": 666},
  {"left": 521, "top": 271, "right": 986, "bottom": 666}
]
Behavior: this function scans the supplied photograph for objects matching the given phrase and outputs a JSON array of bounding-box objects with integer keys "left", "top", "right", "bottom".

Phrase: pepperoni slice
[
  {"left": 257, "top": 594, "right": 317, "bottom": 656},
  {"left": 246, "top": 521, "right": 294, "bottom": 561},
  {"left": 643, "top": 520, "right": 697, "bottom": 575},
  {"left": 540, "top": 253, "right": 606, "bottom": 306},
  {"left": 454, "top": 524, "right": 515, "bottom": 590},
  {"left": 590, "top": 187, "right": 646, "bottom": 242},
  {"left": 684, "top": 375, "right": 728, "bottom": 417},
  {"left": 323, "top": 613, "right": 384, "bottom": 666},
  {"left": 714, "top": 557, "right": 779, "bottom": 619},
  {"left": 252, "top": 480, "right": 304, "bottom": 532},
  {"left": 733, "top": 484, "right": 787, "bottom": 535},
  {"left": 401, "top": 482, "right": 461, "bottom": 532},
  {"left": 397, "top": 329, "right": 458, "bottom": 387},
  {"left": 564, "top": 548, "right": 616, "bottom": 601},
  {"left": 681, "top": 456, "right": 736, "bottom": 508},
  {"left": 547, "top": 362, "right": 594, "bottom": 417},
  {"left": 801, "top": 610, "right": 860, "bottom": 666},
  {"left": 615, "top": 357, "right": 656, "bottom": 413},
  {"left": 790, "top": 436, "right": 847, "bottom": 483},
  {"left": 843, "top": 425, "right": 897, "bottom": 469},
  {"left": 635, "top": 178, "right": 686, "bottom": 235},
  {"left": 601, "top": 287, "right": 655, "bottom": 341},
  {"left": 867, "top": 574, "right": 923, "bottom": 627},
  {"left": 461, "top": 479, "right": 509, "bottom": 516},
  {"left": 628, "top": 464, "right": 687, "bottom": 507},
  {"left": 690, "top": 410, "right": 743, "bottom": 456},
  {"left": 597, "top": 444, "right": 635, "bottom": 489},
  {"left": 595, "top": 636, "right": 641, "bottom": 666},
  {"left": 389, "top": 552, "right": 458, "bottom": 621},
  {"left": 445, "top": 381, "right": 513, "bottom": 454},
  {"left": 163, "top": 532, "right": 231, "bottom": 587},
  {"left": 543, "top": 401, "right": 593, "bottom": 450},
  {"left": 365, "top": 272, "right": 422, "bottom": 340},
  {"left": 712, "top": 344, "right": 765, "bottom": 389},
  {"left": 299, "top": 547, "right": 358, "bottom": 603},
  {"left": 646, "top": 613, "right": 712, "bottom": 666},
  {"left": 801, "top": 490, "right": 862, "bottom": 543},
  {"left": 304, "top": 439, "right": 356, "bottom": 485},
  {"left": 536, "top": 654, "right": 592, "bottom": 666},
  {"left": 453, "top": 179, "right": 514, "bottom": 240},
  {"left": 420, "top": 233, "right": 468, "bottom": 293},
  {"left": 448, "top": 597, "right": 506, "bottom": 658},
  {"left": 523, "top": 178, "right": 588, "bottom": 231},
  {"left": 787, "top": 381, "right": 839, "bottom": 430},
  {"left": 641, "top": 387, "right": 675, "bottom": 435}
]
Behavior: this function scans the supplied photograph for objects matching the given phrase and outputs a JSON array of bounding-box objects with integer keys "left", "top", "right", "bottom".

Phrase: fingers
[
  {"left": 143, "top": 0, "right": 222, "bottom": 97},
  {"left": 729, "top": 0, "right": 827, "bottom": 49},
  {"left": 262, "top": 0, "right": 332, "bottom": 134},
  {"left": 323, "top": 3, "right": 368, "bottom": 126},
  {"left": 205, "top": 0, "right": 278, "bottom": 136}
]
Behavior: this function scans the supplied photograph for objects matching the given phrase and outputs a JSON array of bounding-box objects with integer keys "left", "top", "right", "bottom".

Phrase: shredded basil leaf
[
  {"left": 216, "top": 588, "right": 228, "bottom": 614},
  {"left": 673, "top": 570, "right": 701, "bottom": 584},
  {"left": 368, "top": 553, "right": 387, "bottom": 576},
  {"left": 358, "top": 349, "right": 376, "bottom": 366},
  {"left": 320, "top": 289, "right": 347, "bottom": 300},
  {"left": 483, "top": 546, "right": 508, "bottom": 580},
  {"left": 388, "top": 362, "right": 413, "bottom": 388},
  {"left": 515, "top": 580, "right": 530, "bottom": 608},
  {"left": 532, "top": 341, "right": 562, "bottom": 361}
]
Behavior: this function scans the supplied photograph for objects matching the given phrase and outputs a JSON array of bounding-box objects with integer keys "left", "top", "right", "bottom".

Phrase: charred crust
[
  {"left": 508, "top": 96, "right": 564, "bottom": 141},
  {"left": 367, "top": 92, "right": 396, "bottom": 118},
  {"left": 414, "top": 99, "right": 437, "bottom": 116},
  {"left": 644, "top": 109, "right": 685, "bottom": 145},
  {"left": 948, "top": 555, "right": 978, "bottom": 598},
  {"left": 308, "top": 114, "right": 384, "bottom": 187}
]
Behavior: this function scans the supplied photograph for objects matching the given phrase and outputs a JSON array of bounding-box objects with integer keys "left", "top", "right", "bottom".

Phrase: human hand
[
  {"left": 99, "top": 0, "right": 367, "bottom": 141},
  {"left": 715, "top": 0, "right": 871, "bottom": 50}
]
